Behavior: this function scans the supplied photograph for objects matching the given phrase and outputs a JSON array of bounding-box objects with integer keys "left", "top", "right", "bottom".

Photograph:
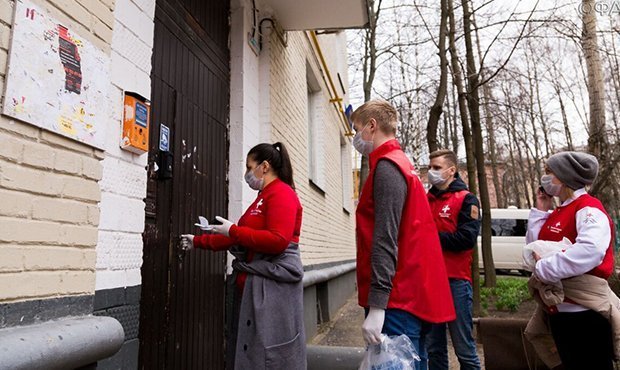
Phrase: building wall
[
  {"left": 0, "top": 0, "right": 112, "bottom": 321},
  {"left": 268, "top": 31, "right": 356, "bottom": 266},
  {"left": 229, "top": 0, "right": 263, "bottom": 224},
  {"left": 95, "top": 0, "right": 152, "bottom": 293},
  {"left": 92, "top": 0, "right": 153, "bottom": 367},
  {"left": 228, "top": 1, "right": 355, "bottom": 268},
  {"left": 0, "top": 1, "right": 152, "bottom": 367}
]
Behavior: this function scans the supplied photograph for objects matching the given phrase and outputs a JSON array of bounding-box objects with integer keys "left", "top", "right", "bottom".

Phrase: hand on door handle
[{"left": 180, "top": 234, "right": 194, "bottom": 251}]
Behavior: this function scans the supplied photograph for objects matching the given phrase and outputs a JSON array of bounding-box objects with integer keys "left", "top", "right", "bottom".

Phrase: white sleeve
[
  {"left": 535, "top": 207, "right": 611, "bottom": 283},
  {"left": 526, "top": 208, "right": 551, "bottom": 244}
]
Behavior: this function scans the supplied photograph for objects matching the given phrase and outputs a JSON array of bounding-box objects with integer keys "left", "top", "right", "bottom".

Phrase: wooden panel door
[{"left": 139, "top": 0, "right": 230, "bottom": 368}]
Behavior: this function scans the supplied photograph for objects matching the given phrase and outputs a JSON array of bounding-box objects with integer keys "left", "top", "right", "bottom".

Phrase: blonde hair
[
  {"left": 560, "top": 186, "right": 575, "bottom": 201},
  {"left": 350, "top": 99, "right": 398, "bottom": 135}
]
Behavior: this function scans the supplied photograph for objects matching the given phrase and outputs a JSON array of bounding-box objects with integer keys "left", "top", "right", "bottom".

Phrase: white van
[{"left": 477, "top": 208, "right": 531, "bottom": 275}]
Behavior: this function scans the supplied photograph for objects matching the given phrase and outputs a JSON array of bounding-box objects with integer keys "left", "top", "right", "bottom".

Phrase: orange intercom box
[{"left": 121, "top": 92, "right": 150, "bottom": 154}]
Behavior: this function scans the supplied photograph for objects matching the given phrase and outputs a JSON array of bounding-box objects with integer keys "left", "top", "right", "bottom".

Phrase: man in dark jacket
[{"left": 425, "top": 149, "right": 481, "bottom": 370}]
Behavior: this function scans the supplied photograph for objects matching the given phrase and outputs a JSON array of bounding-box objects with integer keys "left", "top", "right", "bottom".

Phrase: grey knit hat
[{"left": 546, "top": 151, "right": 599, "bottom": 190}]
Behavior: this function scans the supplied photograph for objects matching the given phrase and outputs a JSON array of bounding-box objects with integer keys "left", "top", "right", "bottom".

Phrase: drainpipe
[
  {"left": 307, "top": 345, "right": 365, "bottom": 370},
  {"left": 303, "top": 261, "right": 356, "bottom": 288},
  {"left": 0, "top": 316, "right": 124, "bottom": 370},
  {"left": 308, "top": 31, "right": 353, "bottom": 137}
]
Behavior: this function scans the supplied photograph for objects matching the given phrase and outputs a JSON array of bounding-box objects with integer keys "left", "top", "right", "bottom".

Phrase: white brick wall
[
  {"left": 0, "top": 0, "right": 117, "bottom": 303},
  {"left": 267, "top": 31, "right": 356, "bottom": 266},
  {"left": 229, "top": 1, "right": 355, "bottom": 268},
  {"left": 95, "top": 0, "right": 154, "bottom": 291},
  {"left": 229, "top": 0, "right": 263, "bottom": 224}
]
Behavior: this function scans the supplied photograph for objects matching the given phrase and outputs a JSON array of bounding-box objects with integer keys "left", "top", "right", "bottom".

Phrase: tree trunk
[
  {"left": 448, "top": 0, "right": 480, "bottom": 313},
  {"left": 358, "top": 0, "right": 383, "bottom": 193},
  {"left": 505, "top": 125, "right": 523, "bottom": 208},
  {"left": 521, "top": 123, "right": 538, "bottom": 208},
  {"left": 582, "top": 0, "right": 616, "bottom": 216},
  {"left": 525, "top": 58, "right": 543, "bottom": 191},
  {"left": 448, "top": 0, "right": 476, "bottom": 194},
  {"left": 462, "top": 0, "right": 495, "bottom": 287},
  {"left": 450, "top": 82, "right": 460, "bottom": 154},
  {"left": 472, "top": 11, "right": 503, "bottom": 208},
  {"left": 582, "top": 0, "right": 608, "bottom": 160},
  {"left": 533, "top": 57, "right": 552, "bottom": 156},
  {"left": 481, "top": 84, "right": 503, "bottom": 208},
  {"left": 606, "top": 32, "right": 620, "bottom": 143},
  {"left": 443, "top": 113, "right": 450, "bottom": 149},
  {"left": 549, "top": 59, "right": 575, "bottom": 151},
  {"left": 502, "top": 84, "right": 528, "bottom": 208},
  {"left": 556, "top": 84, "right": 575, "bottom": 151},
  {"left": 427, "top": 0, "right": 449, "bottom": 154}
]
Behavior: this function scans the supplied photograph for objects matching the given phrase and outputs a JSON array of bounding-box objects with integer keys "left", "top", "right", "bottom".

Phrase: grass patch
[{"left": 480, "top": 277, "right": 531, "bottom": 313}]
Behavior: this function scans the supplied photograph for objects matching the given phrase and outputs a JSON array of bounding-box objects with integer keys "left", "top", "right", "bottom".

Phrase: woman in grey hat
[{"left": 525, "top": 151, "right": 616, "bottom": 370}]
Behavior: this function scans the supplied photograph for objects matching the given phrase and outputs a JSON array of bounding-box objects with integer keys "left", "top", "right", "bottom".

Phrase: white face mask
[
  {"left": 541, "top": 174, "right": 562, "bottom": 196},
  {"left": 428, "top": 169, "right": 449, "bottom": 186},
  {"left": 352, "top": 123, "right": 374, "bottom": 155},
  {"left": 244, "top": 164, "right": 264, "bottom": 191}
]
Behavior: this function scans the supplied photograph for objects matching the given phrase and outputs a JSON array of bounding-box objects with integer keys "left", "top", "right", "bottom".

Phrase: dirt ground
[{"left": 311, "top": 292, "right": 536, "bottom": 370}]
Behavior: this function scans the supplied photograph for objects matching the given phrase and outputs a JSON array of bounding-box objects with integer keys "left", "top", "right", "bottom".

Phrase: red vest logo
[
  {"left": 250, "top": 199, "right": 264, "bottom": 216},
  {"left": 439, "top": 204, "right": 451, "bottom": 218},
  {"left": 549, "top": 221, "right": 562, "bottom": 234}
]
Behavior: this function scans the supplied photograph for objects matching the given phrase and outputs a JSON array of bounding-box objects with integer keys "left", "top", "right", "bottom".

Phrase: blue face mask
[
  {"left": 244, "top": 164, "right": 264, "bottom": 191},
  {"left": 353, "top": 123, "right": 374, "bottom": 155}
]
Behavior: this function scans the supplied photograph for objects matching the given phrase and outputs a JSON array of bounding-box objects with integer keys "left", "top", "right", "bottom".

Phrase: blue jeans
[
  {"left": 380, "top": 308, "right": 431, "bottom": 370},
  {"left": 426, "top": 279, "right": 480, "bottom": 370}
]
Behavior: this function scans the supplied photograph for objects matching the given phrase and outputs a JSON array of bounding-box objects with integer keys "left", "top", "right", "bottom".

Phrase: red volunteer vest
[
  {"left": 428, "top": 189, "right": 474, "bottom": 282},
  {"left": 356, "top": 139, "right": 455, "bottom": 323},
  {"left": 538, "top": 194, "right": 615, "bottom": 279}
]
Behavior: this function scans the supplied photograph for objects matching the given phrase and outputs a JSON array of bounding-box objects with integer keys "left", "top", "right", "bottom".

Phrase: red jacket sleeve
[
  {"left": 229, "top": 191, "right": 298, "bottom": 254},
  {"left": 193, "top": 234, "right": 236, "bottom": 251}
]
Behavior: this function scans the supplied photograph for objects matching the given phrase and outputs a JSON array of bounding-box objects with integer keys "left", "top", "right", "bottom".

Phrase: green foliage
[{"left": 480, "top": 277, "right": 530, "bottom": 313}]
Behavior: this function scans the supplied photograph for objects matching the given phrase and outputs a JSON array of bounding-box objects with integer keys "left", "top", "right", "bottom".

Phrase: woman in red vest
[
  {"left": 527, "top": 151, "right": 615, "bottom": 370},
  {"left": 180, "top": 142, "right": 305, "bottom": 370}
]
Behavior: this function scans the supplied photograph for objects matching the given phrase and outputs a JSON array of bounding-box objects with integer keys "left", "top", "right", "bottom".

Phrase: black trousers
[{"left": 548, "top": 309, "right": 614, "bottom": 370}]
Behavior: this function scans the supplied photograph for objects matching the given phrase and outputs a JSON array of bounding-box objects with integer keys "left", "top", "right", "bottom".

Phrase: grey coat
[{"left": 227, "top": 243, "right": 306, "bottom": 370}]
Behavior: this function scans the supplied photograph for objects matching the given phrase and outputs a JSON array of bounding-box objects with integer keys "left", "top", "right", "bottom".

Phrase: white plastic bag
[
  {"left": 359, "top": 334, "right": 420, "bottom": 370},
  {"left": 522, "top": 237, "right": 573, "bottom": 271}
]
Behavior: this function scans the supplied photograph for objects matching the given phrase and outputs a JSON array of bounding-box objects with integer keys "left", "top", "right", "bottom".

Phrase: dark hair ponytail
[{"left": 248, "top": 142, "right": 295, "bottom": 189}]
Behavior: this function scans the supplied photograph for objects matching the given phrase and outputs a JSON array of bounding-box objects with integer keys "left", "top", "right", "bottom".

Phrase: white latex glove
[
  {"left": 180, "top": 234, "right": 194, "bottom": 251},
  {"left": 362, "top": 307, "right": 385, "bottom": 345},
  {"left": 212, "top": 216, "right": 234, "bottom": 237},
  {"left": 194, "top": 216, "right": 214, "bottom": 231}
]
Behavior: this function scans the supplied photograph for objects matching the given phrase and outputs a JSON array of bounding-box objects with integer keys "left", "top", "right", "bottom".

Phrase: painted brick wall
[
  {"left": 229, "top": 0, "right": 262, "bottom": 224},
  {"left": 269, "top": 31, "right": 356, "bottom": 266},
  {"left": 0, "top": 0, "right": 114, "bottom": 302},
  {"left": 95, "top": 0, "right": 153, "bottom": 291}
]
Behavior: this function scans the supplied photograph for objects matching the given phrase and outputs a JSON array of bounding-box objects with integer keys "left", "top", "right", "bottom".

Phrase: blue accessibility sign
[{"left": 159, "top": 124, "right": 170, "bottom": 152}]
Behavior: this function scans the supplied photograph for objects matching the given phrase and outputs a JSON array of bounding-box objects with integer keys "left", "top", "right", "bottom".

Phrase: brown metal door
[{"left": 139, "top": 0, "right": 229, "bottom": 369}]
